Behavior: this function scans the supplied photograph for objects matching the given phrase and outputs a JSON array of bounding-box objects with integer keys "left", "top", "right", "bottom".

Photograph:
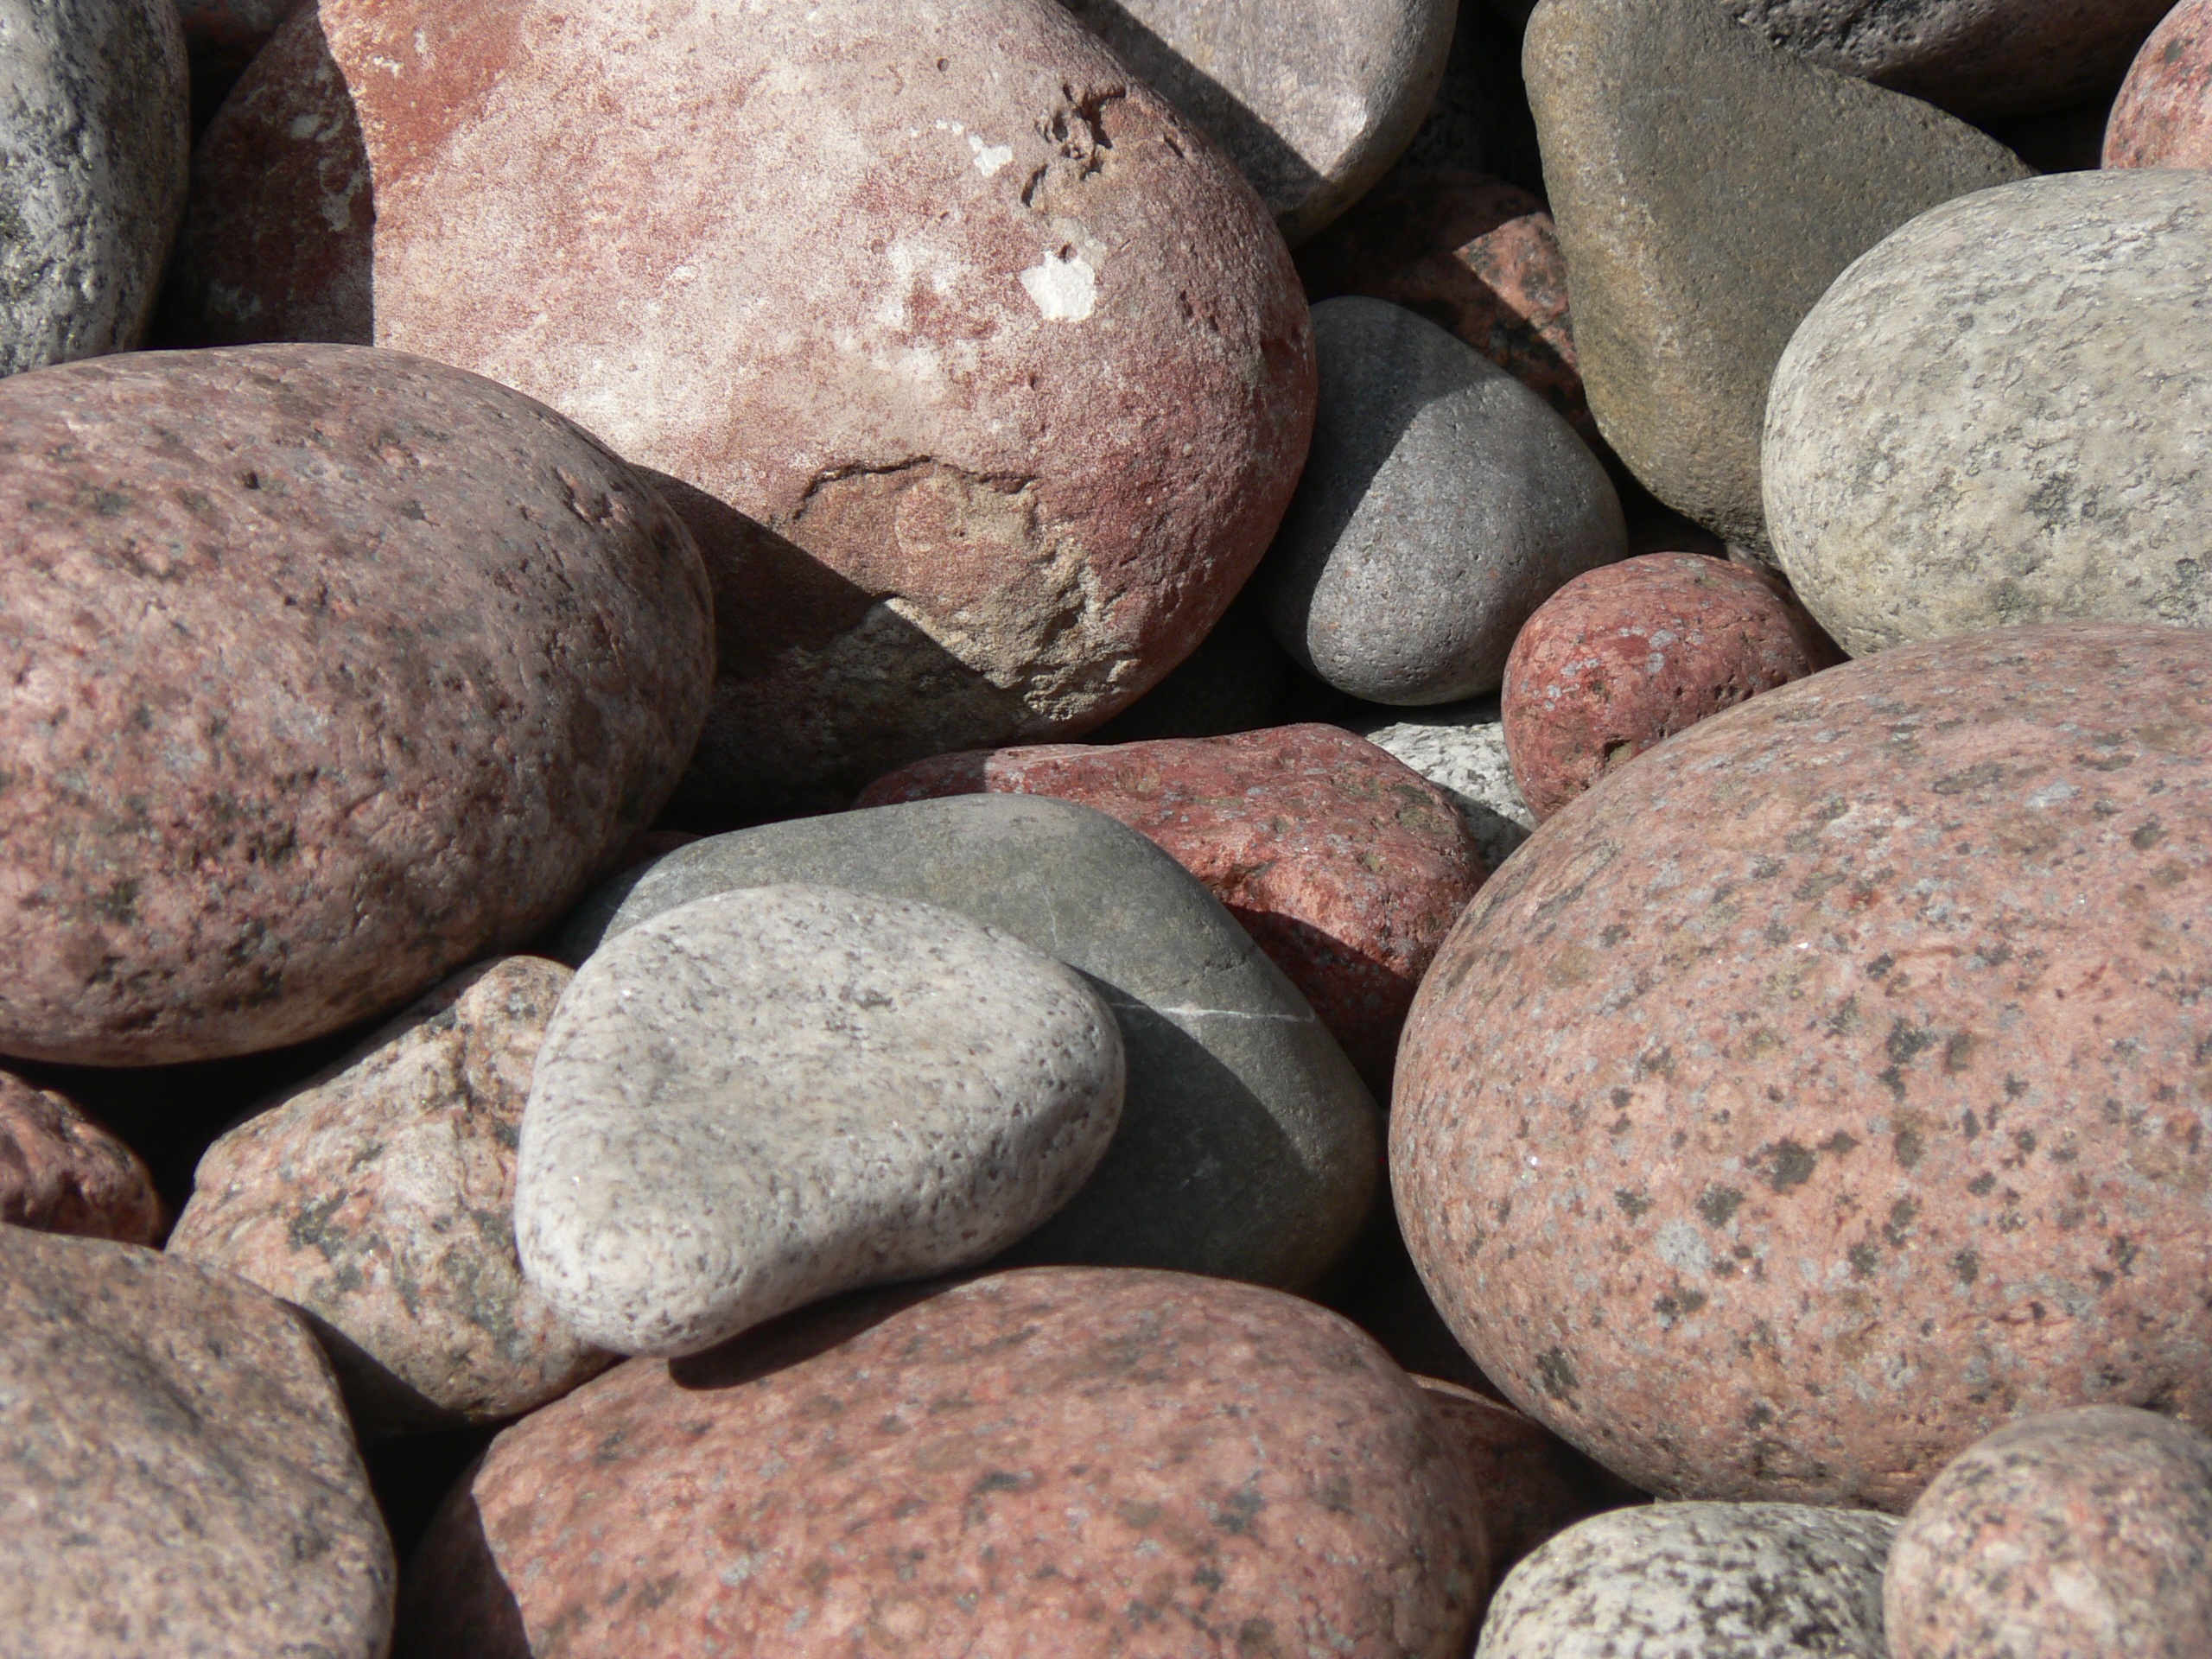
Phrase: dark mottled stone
[{"left": 0, "top": 1068, "right": 161, "bottom": 1242}]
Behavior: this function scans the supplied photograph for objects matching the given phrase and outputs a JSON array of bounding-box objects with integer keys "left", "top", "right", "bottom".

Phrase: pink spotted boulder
[{"left": 2106, "top": 0, "right": 2212, "bottom": 170}]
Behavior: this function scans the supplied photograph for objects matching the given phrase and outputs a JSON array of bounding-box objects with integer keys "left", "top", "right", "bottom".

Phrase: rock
[
  {"left": 2107, "top": 2, "right": 2212, "bottom": 169},
  {"left": 174, "top": 0, "right": 290, "bottom": 127},
  {"left": 164, "top": 0, "right": 1316, "bottom": 820},
  {"left": 397, "top": 1267, "right": 1489, "bottom": 1658},
  {"left": 1501, "top": 552, "right": 1842, "bottom": 821},
  {"left": 1765, "top": 172, "right": 2212, "bottom": 657},
  {"left": 1393, "top": 624, "right": 2212, "bottom": 1510},
  {"left": 1349, "top": 697, "right": 1538, "bottom": 870},
  {"left": 0, "top": 0, "right": 188, "bottom": 376},
  {"left": 563, "top": 795, "right": 1381, "bottom": 1293},
  {"left": 1084, "top": 589, "right": 1290, "bottom": 743},
  {"left": 0, "top": 1069, "right": 160, "bottom": 1242},
  {"left": 856, "top": 723, "right": 1486, "bottom": 1094},
  {"left": 1260, "top": 296, "right": 1624, "bottom": 705},
  {"left": 0, "top": 1226, "right": 394, "bottom": 1656},
  {"left": 167, "top": 957, "right": 612, "bottom": 1439},
  {"left": 1417, "top": 1377, "right": 1643, "bottom": 1572},
  {"left": 1885, "top": 1406, "right": 2212, "bottom": 1659},
  {"left": 1524, "top": 0, "right": 2030, "bottom": 554},
  {"left": 0, "top": 343, "right": 712, "bottom": 1065},
  {"left": 1397, "top": 0, "right": 1548, "bottom": 194},
  {"left": 1475, "top": 1503, "right": 1896, "bottom": 1659}
]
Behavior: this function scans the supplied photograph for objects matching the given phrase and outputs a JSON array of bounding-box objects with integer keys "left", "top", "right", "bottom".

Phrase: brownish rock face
[
  {"left": 1502, "top": 552, "right": 1843, "bottom": 821},
  {"left": 397, "top": 1268, "right": 1488, "bottom": 1658},
  {"left": 856, "top": 724, "right": 1485, "bottom": 1094},
  {"left": 0, "top": 344, "right": 712, "bottom": 1065},
  {"left": 2105, "top": 0, "right": 2212, "bottom": 169},
  {"left": 165, "top": 0, "right": 1316, "bottom": 818},
  {"left": 0, "top": 1070, "right": 162, "bottom": 1243},
  {"left": 1394, "top": 624, "right": 2212, "bottom": 1510}
]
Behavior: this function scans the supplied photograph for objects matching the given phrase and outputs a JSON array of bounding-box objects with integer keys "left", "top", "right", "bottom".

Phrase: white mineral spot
[
  {"left": 968, "top": 132, "right": 1013, "bottom": 177},
  {"left": 1019, "top": 250, "right": 1096, "bottom": 323}
]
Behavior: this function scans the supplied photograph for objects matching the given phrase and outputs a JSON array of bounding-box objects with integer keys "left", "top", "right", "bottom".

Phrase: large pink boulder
[{"left": 2106, "top": 0, "right": 2212, "bottom": 170}]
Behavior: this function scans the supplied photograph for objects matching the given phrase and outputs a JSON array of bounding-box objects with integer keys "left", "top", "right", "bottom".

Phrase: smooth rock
[
  {"left": 1417, "top": 1376, "right": 1643, "bottom": 1572},
  {"left": 1525, "top": 0, "right": 2029, "bottom": 554},
  {"left": 164, "top": 0, "right": 1316, "bottom": 819},
  {"left": 1501, "top": 552, "right": 1842, "bottom": 820},
  {"left": 1349, "top": 696, "right": 1537, "bottom": 870},
  {"left": 2107, "top": 1, "right": 2212, "bottom": 168},
  {"left": 562, "top": 795, "right": 1382, "bottom": 1293},
  {"left": 397, "top": 1268, "right": 1489, "bottom": 1659},
  {"left": 0, "top": 344, "right": 712, "bottom": 1065},
  {"left": 857, "top": 723, "right": 1486, "bottom": 1094},
  {"left": 0, "top": 1226, "right": 394, "bottom": 1657},
  {"left": 0, "top": 0, "right": 188, "bottom": 375},
  {"left": 518, "top": 885, "right": 1124, "bottom": 1357},
  {"left": 1476, "top": 1502, "right": 1896, "bottom": 1659},
  {"left": 0, "top": 1068, "right": 160, "bottom": 1242},
  {"left": 1058, "top": 0, "right": 1457, "bottom": 245},
  {"left": 1260, "top": 296, "right": 1624, "bottom": 704},
  {"left": 1885, "top": 1407, "right": 2212, "bottom": 1659},
  {"left": 1395, "top": 624, "right": 2212, "bottom": 1509},
  {"left": 168, "top": 957, "right": 612, "bottom": 1439},
  {"left": 1766, "top": 171, "right": 2212, "bottom": 656},
  {"left": 174, "top": 0, "right": 290, "bottom": 126}
]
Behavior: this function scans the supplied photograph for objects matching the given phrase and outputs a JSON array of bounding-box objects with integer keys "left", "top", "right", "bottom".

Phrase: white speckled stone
[
  {"left": 1347, "top": 697, "right": 1536, "bottom": 870},
  {"left": 515, "top": 884, "right": 1125, "bottom": 1357}
]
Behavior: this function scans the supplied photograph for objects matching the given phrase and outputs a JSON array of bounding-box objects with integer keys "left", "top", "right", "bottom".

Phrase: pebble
[
  {"left": 397, "top": 1268, "right": 1489, "bottom": 1658},
  {"left": 0, "top": 1226, "right": 394, "bottom": 1657},
  {"left": 1394, "top": 624, "right": 2212, "bottom": 1510},
  {"left": 857, "top": 722, "right": 1487, "bottom": 1095},
  {"left": 0, "top": 1069, "right": 160, "bottom": 1243},
  {"left": 1417, "top": 1376, "right": 1643, "bottom": 1573},
  {"left": 517, "top": 885, "right": 1125, "bottom": 1357},
  {"left": 1766, "top": 171, "right": 2212, "bottom": 656},
  {"left": 1524, "top": 0, "right": 2029, "bottom": 555},
  {"left": 1501, "top": 552, "right": 1842, "bottom": 821},
  {"left": 1259, "top": 296, "right": 1624, "bottom": 704},
  {"left": 167, "top": 957, "right": 613, "bottom": 1439},
  {"left": 1350, "top": 697, "right": 1539, "bottom": 871},
  {"left": 2107, "top": 0, "right": 2212, "bottom": 169},
  {"left": 0, "top": 343, "right": 712, "bottom": 1065},
  {"left": 1885, "top": 1407, "right": 2212, "bottom": 1659}
]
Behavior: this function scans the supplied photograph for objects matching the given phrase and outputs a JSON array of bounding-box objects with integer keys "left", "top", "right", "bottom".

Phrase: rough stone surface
[
  {"left": 1502, "top": 552, "right": 1842, "bottom": 821},
  {"left": 1417, "top": 1377, "right": 1642, "bottom": 1573},
  {"left": 168, "top": 957, "right": 612, "bottom": 1439},
  {"left": 1261, "top": 296, "right": 1624, "bottom": 705},
  {"left": 397, "top": 1268, "right": 1489, "bottom": 1659},
  {"left": 562, "top": 795, "right": 1382, "bottom": 1293},
  {"left": 0, "top": 344, "right": 712, "bottom": 1065},
  {"left": 856, "top": 723, "right": 1486, "bottom": 1094},
  {"left": 174, "top": 0, "right": 291, "bottom": 126},
  {"left": 1475, "top": 1502, "right": 1896, "bottom": 1658},
  {"left": 0, "top": 0, "right": 188, "bottom": 376},
  {"left": 1394, "top": 624, "right": 2212, "bottom": 1510},
  {"left": 164, "top": 0, "right": 1316, "bottom": 820},
  {"left": 1886, "top": 1406, "right": 2212, "bottom": 1659},
  {"left": 2107, "top": 1, "right": 2212, "bottom": 168},
  {"left": 1525, "top": 0, "right": 2029, "bottom": 554},
  {"left": 1349, "top": 696, "right": 1538, "bottom": 871},
  {"left": 0, "top": 1226, "right": 395, "bottom": 1657},
  {"left": 1766, "top": 172, "right": 2212, "bottom": 657},
  {"left": 0, "top": 1068, "right": 160, "bottom": 1242}
]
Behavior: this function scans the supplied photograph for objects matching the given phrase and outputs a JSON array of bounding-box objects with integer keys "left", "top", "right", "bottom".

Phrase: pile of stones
[{"left": 3, "top": 0, "right": 2211, "bottom": 1654}]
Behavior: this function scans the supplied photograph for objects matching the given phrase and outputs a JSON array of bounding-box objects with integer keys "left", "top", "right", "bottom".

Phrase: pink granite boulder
[
  {"left": 2106, "top": 0, "right": 2212, "bottom": 170},
  {"left": 0, "top": 1070, "right": 162, "bottom": 1243}
]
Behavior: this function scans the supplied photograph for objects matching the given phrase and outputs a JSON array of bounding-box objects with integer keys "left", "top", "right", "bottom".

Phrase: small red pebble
[{"left": 2106, "top": 0, "right": 2212, "bottom": 169}]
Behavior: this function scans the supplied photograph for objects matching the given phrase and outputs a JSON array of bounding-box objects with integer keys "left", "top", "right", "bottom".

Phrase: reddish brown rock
[
  {"left": 1415, "top": 1377, "right": 1642, "bottom": 1575},
  {"left": 163, "top": 0, "right": 1316, "bottom": 819},
  {"left": 1501, "top": 553, "right": 1843, "bottom": 821},
  {"left": 1394, "top": 624, "right": 2212, "bottom": 1510},
  {"left": 0, "top": 1070, "right": 161, "bottom": 1243},
  {"left": 0, "top": 344, "right": 712, "bottom": 1065},
  {"left": 397, "top": 1268, "right": 1488, "bottom": 1658},
  {"left": 168, "top": 957, "right": 612, "bottom": 1439},
  {"left": 1885, "top": 1407, "right": 2212, "bottom": 1659},
  {"left": 857, "top": 724, "right": 1486, "bottom": 1092},
  {"left": 2105, "top": 0, "right": 2212, "bottom": 170}
]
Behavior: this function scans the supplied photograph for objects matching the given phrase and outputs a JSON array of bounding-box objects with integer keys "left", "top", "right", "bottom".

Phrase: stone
[
  {"left": 174, "top": 0, "right": 291, "bottom": 127},
  {"left": 1885, "top": 1406, "right": 2212, "bottom": 1659},
  {"left": 0, "top": 1068, "right": 160, "bottom": 1242},
  {"left": 1501, "top": 552, "right": 1842, "bottom": 821},
  {"left": 163, "top": 0, "right": 1316, "bottom": 821},
  {"left": 1260, "top": 296, "right": 1624, "bottom": 705},
  {"left": 1765, "top": 172, "right": 2212, "bottom": 657},
  {"left": 856, "top": 723, "right": 1486, "bottom": 1094},
  {"left": 0, "top": 1226, "right": 394, "bottom": 1656},
  {"left": 1349, "top": 697, "right": 1537, "bottom": 871},
  {"left": 518, "top": 885, "right": 1125, "bottom": 1357},
  {"left": 1474, "top": 1502, "right": 1896, "bottom": 1659},
  {"left": 2107, "top": 1, "right": 2212, "bottom": 169},
  {"left": 1524, "top": 0, "right": 2030, "bottom": 554},
  {"left": 561, "top": 795, "right": 1382, "bottom": 1293},
  {"left": 0, "top": 343, "right": 713, "bottom": 1065},
  {"left": 0, "top": 0, "right": 188, "bottom": 376},
  {"left": 1393, "top": 624, "right": 2212, "bottom": 1510},
  {"left": 167, "top": 957, "right": 613, "bottom": 1439},
  {"left": 1058, "top": 0, "right": 1458, "bottom": 245},
  {"left": 1416, "top": 1376, "right": 1643, "bottom": 1572},
  {"left": 397, "top": 1267, "right": 1489, "bottom": 1658},
  {"left": 1396, "top": 0, "right": 1548, "bottom": 194}
]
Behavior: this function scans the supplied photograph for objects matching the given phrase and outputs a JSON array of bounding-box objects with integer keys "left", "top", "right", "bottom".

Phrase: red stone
[
  {"left": 0, "top": 1071, "right": 161, "bottom": 1243},
  {"left": 857, "top": 724, "right": 1486, "bottom": 1094},
  {"left": 2105, "top": 0, "right": 2212, "bottom": 169}
]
